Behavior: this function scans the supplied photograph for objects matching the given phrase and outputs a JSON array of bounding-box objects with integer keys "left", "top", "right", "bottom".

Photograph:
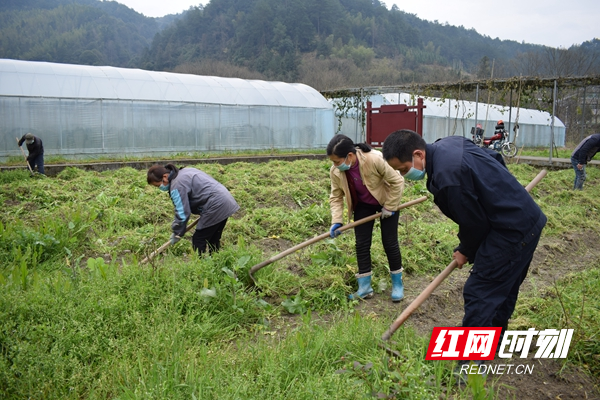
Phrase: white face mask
[{"left": 336, "top": 155, "right": 351, "bottom": 171}]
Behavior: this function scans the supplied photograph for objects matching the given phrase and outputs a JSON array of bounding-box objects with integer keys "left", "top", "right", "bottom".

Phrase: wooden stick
[
  {"left": 140, "top": 217, "right": 201, "bottom": 264},
  {"left": 248, "top": 196, "right": 428, "bottom": 285},
  {"left": 381, "top": 169, "right": 547, "bottom": 341},
  {"left": 381, "top": 260, "right": 458, "bottom": 341},
  {"left": 16, "top": 137, "right": 34, "bottom": 175},
  {"left": 524, "top": 169, "right": 547, "bottom": 192}
]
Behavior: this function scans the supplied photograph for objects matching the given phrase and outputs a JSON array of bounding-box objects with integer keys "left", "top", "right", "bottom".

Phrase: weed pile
[{"left": 0, "top": 160, "right": 599, "bottom": 399}]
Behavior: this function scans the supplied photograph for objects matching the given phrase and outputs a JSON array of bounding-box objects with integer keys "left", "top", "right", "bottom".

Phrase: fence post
[{"left": 550, "top": 80, "right": 557, "bottom": 163}]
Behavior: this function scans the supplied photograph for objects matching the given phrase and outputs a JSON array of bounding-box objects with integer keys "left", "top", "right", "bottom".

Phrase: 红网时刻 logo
[{"left": 425, "top": 327, "right": 574, "bottom": 360}]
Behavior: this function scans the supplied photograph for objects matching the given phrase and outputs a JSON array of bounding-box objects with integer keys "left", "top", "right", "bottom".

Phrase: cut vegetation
[{"left": 0, "top": 159, "right": 599, "bottom": 399}]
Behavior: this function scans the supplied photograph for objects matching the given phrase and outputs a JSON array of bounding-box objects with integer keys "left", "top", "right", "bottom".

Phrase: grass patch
[
  {"left": 0, "top": 148, "right": 324, "bottom": 167},
  {"left": 1, "top": 158, "right": 599, "bottom": 398},
  {"left": 512, "top": 267, "right": 600, "bottom": 376}
]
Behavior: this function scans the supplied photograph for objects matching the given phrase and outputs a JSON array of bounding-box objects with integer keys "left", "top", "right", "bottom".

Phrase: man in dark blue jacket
[
  {"left": 382, "top": 130, "right": 546, "bottom": 342},
  {"left": 571, "top": 133, "right": 600, "bottom": 190},
  {"left": 17, "top": 133, "right": 45, "bottom": 175}
]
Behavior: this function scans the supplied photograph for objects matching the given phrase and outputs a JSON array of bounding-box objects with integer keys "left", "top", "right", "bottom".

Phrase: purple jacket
[{"left": 168, "top": 167, "right": 239, "bottom": 236}]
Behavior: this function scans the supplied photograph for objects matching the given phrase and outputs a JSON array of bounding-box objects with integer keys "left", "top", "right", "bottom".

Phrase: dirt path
[{"left": 355, "top": 230, "right": 600, "bottom": 399}]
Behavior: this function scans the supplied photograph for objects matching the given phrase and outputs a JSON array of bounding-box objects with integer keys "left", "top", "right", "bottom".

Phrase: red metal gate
[{"left": 366, "top": 98, "right": 425, "bottom": 147}]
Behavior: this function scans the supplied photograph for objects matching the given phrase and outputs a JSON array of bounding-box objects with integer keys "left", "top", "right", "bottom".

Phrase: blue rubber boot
[
  {"left": 348, "top": 272, "right": 374, "bottom": 300},
  {"left": 390, "top": 269, "right": 404, "bottom": 302}
]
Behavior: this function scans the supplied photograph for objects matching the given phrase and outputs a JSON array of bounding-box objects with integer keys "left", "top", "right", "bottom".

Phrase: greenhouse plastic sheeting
[
  {"left": 0, "top": 59, "right": 334, "bottom": 159},
  {"left": 335, "top": 93, "right": 565, "bottom": 148}
]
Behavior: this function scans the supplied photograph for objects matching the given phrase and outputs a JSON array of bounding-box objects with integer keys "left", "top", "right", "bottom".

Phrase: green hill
[
  {"left": 0, "top": 0, "right": 161, "bottom": 67},
  {"left": 1, "top": 0, "right": 598, "bottom": 86}
]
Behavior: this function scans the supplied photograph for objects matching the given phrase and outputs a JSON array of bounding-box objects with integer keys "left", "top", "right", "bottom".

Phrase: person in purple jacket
[
  {"left": 571, "top": 133, "right": 600, "bottom": 190},
  {"left": 327, "top": 135, "right": 405, "bottom": 302},
  {"left": 147, "top": 164, "right": 239, "bottom": 256}
]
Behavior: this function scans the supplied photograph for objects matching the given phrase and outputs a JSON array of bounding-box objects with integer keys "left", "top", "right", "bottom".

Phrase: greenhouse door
[{"left": 366, "top": 99, "right": 425, "bottom": 147}]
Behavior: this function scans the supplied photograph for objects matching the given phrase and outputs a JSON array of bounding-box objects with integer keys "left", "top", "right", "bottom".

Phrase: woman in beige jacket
[{"left": 327, "top": 134, "right": 405, "bottom": 301}]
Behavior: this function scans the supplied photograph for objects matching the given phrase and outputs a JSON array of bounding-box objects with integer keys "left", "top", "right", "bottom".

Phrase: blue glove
[
  {"left": 381, "top": 208, "right": 395, "bottom": 219},
  {"left": 330, "top": 223, "right": 343, "bottom": 238},
  {"left": 170, "top": 233, "right": 181, "bottom": 245}
]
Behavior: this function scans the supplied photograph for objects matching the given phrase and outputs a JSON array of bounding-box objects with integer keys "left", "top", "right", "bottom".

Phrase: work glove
[
  {"left": 381, "top": 207, "right": 395, "bottom": 218},
  {"left": 170, "top": 233, "right": 181, "bottom": 245},
  {"left": 330, "top": 223, "right": 343, "bottom": 238}
]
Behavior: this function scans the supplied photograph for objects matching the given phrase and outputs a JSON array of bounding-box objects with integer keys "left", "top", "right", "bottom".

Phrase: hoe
[
  {"left": 248, "top": 196, "right": 428, "bottom": 286},
  {"left": 15, "top": 137, "right": 34, "bottom": 176},
  {"left": 140, "top": 217, "right": 201, "bottom": 264}
]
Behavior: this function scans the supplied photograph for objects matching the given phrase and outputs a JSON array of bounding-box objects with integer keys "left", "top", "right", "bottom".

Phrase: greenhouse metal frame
[{"left": 0, "top": 59, "right": 334, "bottom": 160}]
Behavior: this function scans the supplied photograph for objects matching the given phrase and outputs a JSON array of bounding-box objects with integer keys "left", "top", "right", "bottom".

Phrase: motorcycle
[{"left": 471, "top": 121, "right": 517, "bottom": 158}]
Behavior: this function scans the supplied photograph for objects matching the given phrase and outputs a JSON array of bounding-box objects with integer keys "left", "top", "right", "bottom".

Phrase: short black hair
[{"left": 382, "top": 130, "right": 426, "bottom": 162}]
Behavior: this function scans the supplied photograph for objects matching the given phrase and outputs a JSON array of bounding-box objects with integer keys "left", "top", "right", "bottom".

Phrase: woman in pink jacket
[{"left": 327, "top": 134, "right": 405, "bottom": 301}]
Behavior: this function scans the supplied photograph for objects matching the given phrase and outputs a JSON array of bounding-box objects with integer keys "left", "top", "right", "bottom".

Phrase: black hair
[
  {"left": 382, "top": 130, "right": 426, "bottom": 163},
  {"left": 326, "top": 134, "right": 372, "bottom": 158},
  {"left": 147, "top": 163, "right": 179, "bottom": 184}
]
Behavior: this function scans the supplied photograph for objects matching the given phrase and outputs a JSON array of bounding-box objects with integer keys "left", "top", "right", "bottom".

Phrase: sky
[{"left": 115, "top": 0, "right": 599, "bottom": 49}]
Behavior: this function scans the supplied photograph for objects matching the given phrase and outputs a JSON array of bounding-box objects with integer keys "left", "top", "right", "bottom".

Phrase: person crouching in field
[
  {"left": 147, "top": 164, "right": 239, "bottom": 256},
  {"left": 327, "top": 134, "right": 406, "bottom": 302}
]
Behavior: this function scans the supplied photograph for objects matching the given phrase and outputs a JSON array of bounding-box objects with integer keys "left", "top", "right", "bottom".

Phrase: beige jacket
[{"left": 329, "top": 148, "right": 404, "bottom": 224}]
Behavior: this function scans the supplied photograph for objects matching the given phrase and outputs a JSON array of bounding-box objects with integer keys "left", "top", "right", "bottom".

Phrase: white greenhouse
[
  {"left": 0, "top": 59, "right": 335, "bottom": 160},
  {"left": 336, "top": 93, "right": 566, "bottom": 147}
]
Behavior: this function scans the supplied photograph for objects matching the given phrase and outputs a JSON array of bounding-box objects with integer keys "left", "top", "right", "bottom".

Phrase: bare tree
[
  {"left": 564, "top": 46, "right": 600, "bottom": 76},
  {"left": 510, "top": 51, "right": 545, "bottom": 76},
  {"left": 173, "top": 60, "right": 267, "bottom": 80},
  {"left": 543, "top": 46, "right": 599, "bottom": 77}
]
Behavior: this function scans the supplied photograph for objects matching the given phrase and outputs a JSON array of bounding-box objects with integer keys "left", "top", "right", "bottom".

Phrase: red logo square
[{"left": 425, "top": 327, "right": 502, "bottom": 360}]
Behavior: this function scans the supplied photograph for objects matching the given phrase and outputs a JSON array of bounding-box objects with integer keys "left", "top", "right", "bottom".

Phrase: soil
[
  {"left": 260, "top": 228, "right": 600, "bottom": 399},
  {"left": 352, "top": 229, "right": 600, "bottom": 399}
]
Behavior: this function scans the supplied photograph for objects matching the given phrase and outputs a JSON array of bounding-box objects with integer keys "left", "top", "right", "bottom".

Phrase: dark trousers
[
  {"left": 192, "top": 218, "right": 228, "bottom": 256},
  {"left": 571, "top": 156, "right": 586, "bottom": 190},
  {"left": 28, "top": 153, "right": 44, "bottom": 175},
  {"left": 462, "top": 220, "right": 544, "bottom": 331},
  {"left": 353, "top": 202, "right": 402, "bottom": 274}
]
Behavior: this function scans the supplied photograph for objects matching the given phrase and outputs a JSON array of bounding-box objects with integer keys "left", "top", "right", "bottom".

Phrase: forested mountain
[
  {"left": 141, "top": 0, "right": 542, "bottom": 79},
  {"left": 0, "top": 0, "right": 163, "bottom": 67},
  {"left": 1, "top": 0, "right": 598, "bottom": 89}
]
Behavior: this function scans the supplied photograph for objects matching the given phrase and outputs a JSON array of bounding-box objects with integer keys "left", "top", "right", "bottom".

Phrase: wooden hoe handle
[
  {"left": 16, "top": 137, "right": 34, "bottom": 175},
  {"left": 140, "top": 217, "right": 200, "bottom": 264},
  {"left": 248, "top": 196, "right": 429, "bottom": 285}
]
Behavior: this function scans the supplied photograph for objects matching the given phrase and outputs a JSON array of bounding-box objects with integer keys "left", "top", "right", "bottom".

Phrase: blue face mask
[
  {"left": 159, "top": 183, "right": 170, "bottom": 191},
  {"left": 336, "top": 155, "right": 351, "bottom": 172},
  {"left": 403, "top": 157, "right": 425, "bottom": 181}
]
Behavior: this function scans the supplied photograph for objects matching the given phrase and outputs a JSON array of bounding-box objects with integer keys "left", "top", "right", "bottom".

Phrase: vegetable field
[{"left": 0, "top": 160, "right": 599, "bottom": 399}]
